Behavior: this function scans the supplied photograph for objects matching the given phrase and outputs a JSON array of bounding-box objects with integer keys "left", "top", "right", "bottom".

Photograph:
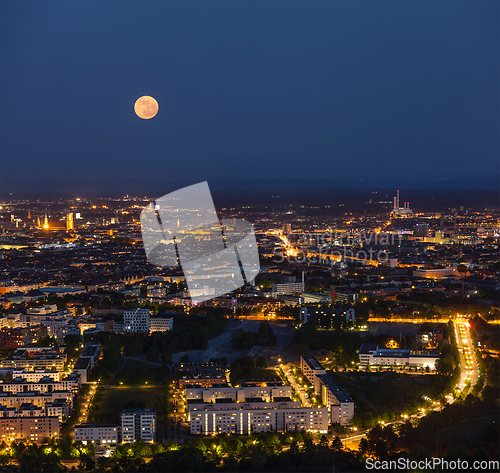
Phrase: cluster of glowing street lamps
[{"left": 80, "top": 382, "right": 98, "bottom": 423}]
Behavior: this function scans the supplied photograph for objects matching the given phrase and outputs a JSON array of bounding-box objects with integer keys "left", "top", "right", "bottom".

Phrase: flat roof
[
  {"left": 75, "top": 424, "right": 118, "bottom": 428},
  {"left": 317, "top": 374, "right": 353, "bottom": 403},
  {"left": 74, "top": 358, "right": 92, "bottom": 370},
  {"left": 120, "top": 408, "right": 155, "bottom": 414},
  {"left": 301, "top": 355, "right": 324, "bottom": 371},
  {"left": 81, "top": 345, "right": 99, "bottom": 357},
  {"left": 358, "top": 344, "right": 378, "bottom": 355},
  {"left": 375, "top": 349, "right": 410, "bottom": 358}
]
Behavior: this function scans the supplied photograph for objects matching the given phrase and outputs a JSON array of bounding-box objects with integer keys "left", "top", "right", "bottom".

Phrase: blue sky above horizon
[{"left": 1, "top": 1, "right": 499, "bottom": 191}]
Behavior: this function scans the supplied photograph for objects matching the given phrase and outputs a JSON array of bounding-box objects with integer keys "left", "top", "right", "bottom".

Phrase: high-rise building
[
  {"left": 123, "top": 309, "right": 150, "bottom": 333},
  {"left": 66, "top": 213, "right": 74, "bottom": 231},
  {"left": 283, "top": 223, "right": 292, "bottom": 234},
  {"left": 120, "top": 408, "right": 156, "bottom": 443}
]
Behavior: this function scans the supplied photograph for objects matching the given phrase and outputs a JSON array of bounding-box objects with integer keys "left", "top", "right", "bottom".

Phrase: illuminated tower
[
  {"left": 66, "top": 212, "right": 74, "bottom": 231},
  {"left": 43, "top": 213, "right": 49, "bottom": 230},
  {"left": 37, "top": 216, "right": 41, "bottom": 228}
]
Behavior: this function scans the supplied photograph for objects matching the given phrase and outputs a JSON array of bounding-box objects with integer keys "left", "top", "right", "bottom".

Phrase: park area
[
  {"left": 115, "top": 357, "right": 167, "bottom": 385},
  {"left": 88, "top": 385, "right": 165, "bottom": 424},
  {"left": 333, "top": 370, "right": 448, "bottom": 426}
]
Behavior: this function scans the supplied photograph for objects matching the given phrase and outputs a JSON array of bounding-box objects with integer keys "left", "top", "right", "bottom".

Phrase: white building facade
[
  {"left": 185, "top": 385, "right": 292, "bottom": 403},
  {"left": 300, "top": 355, "right": 326, "bottom": 392},
  {"left": 123, "top": 309, "right": 150, "bottom": 333},
  {"left": 149, "top": 317, "right": 173, "bottom": 333},
  {"left": 120, "top": 408, "right": 156, "bottom": 443},
  {"left": 189, "top": 403, "right": 328, "bottom": 435},
  {"left": 74, "top": 424, "right": 118, "bottom": 445}
]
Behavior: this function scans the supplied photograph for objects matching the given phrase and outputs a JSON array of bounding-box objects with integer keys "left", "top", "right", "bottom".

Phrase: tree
[
  {"left": 359, "top": 438, "right": 369, "bottom": 456},
  {"left": 331, "top": 436, "right": 343, "bottom": 451},
  {"left": 297, "top": 342, "right": 309, "bottom": 356},
  {"left": 256, "top": 356, "right": 268, "bottom": 368}
]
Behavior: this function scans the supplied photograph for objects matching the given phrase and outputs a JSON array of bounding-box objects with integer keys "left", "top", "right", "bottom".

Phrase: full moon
[{"left": 134, "top": 96, "right": 159, "bottom": 119}]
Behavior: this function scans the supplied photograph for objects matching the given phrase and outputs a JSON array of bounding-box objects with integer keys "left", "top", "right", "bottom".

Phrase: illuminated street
[{"left": 454, "top": 318, "right": 479, "bottom": 394}]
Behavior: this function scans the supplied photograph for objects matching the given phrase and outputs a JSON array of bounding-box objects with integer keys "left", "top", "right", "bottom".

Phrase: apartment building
[
  {"left": 189, "top": 403, "right": 328, "bottom": 435},
  {"left": 300, "top": 355, "right": 326, "bottom": 392},
  {"left": 74, "top": 424, "right": 119, "bottom": 445},
  {"left": 80, "top": 343, "right": 101, "bottom": 369},
  {"left": 72, "top": 357, "right": 92, "bottom": 384},
  {"left": 299, "top": 356, "right": 355, "bottom": 426},
  {"left": 45, "top": 399, "right": 71, "bottom": 423},
  {"left": 0, "top": 349, "right": 66, "bottom": 371},
  {"left": 0, "top": 390, "right": 73, "bottom": 410},
  {"left": 178, "top": 374, "right": 226, "bottom": 388},
  {"left": 0, "top": 416, "right": 59, "bottom": 443},
  {"left": 149, "top": 317, "right": 173, "bottom": 333},
  {"left": 185, "top": 385, "right": 292, "bottom": 403},
  {"left": 271, "top": 282, "right": 304, "bottom": 295},
  {"left": 26, "top": 305, "right": 58, "bottom": 315},
  {"left": 317, "top": 374, "right": 354, "bottom": 426},
  {"left": 0, "top": 326, "right": 49, "bottom": 349},
  {"left": 123, "top": 309, "right": 150, "bottom": 333},
  {"left": 120, "top": 408, "right": 156, "bottom": 443},
  {"left": 61, "top": 373, "right": 82, "bottom": 394},
  {"left": 0, "top": 376, "right": 63, "bottom": 394},
  {"left": 0, "top": 403, "right": 44, "bottom": 418},
  {"left": 2, "top": 370, "right": 61, "bottom": 383}
]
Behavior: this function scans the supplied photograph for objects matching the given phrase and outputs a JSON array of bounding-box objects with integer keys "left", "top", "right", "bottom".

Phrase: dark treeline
[
  {"left": 293, "top": 322, "right": 360, "bottom": 366},
  {"left": 1, "top": 431, "right": 365, "bottom": 472},
  {"left": 360, "top": 392, "right": 499, "bottom": 465},
  {"left": 231, "top": 322, "right": 277, "bottom": 349},
  {"left": 229, "top": 355, "right": 276, "bottom": 385}
]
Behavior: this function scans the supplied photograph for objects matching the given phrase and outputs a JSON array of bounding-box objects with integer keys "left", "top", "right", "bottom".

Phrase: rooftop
[
  {"left": 317, "top": 374, "right": 353, "bottom": 403},
  {"left": 75, "top": 424, "right": 118, "bottom": 429},
  {"left": 301, "top": 355, "right": 325, "bottom": 371},
  {"left": 358, "top": 344, "right": 378, "bottom": 355}
]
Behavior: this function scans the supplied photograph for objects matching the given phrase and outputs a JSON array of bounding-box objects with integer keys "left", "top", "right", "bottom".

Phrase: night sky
[{"left": 1, "top": 1, "right": 499, "bottom": 193}]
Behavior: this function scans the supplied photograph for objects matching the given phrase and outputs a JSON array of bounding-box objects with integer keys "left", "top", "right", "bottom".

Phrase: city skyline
[{"left": 0, "top": 1, "right": 498, "bottom": 468}]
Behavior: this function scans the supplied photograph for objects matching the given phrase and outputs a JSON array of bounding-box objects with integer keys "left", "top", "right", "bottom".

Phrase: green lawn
[
  {"left": 364, "top": 377, "right": 423, "bottom": 409},
  {"left": 244, "top": 368, "right": 281, "bottom": 381},
  {"left": 334, "top": 371, "right": 431, "bottom": 414},
  {"left": 91, "top": 386, "right": 165, "bottom": 424},
  {"left": 116, "top": 358, "right": 167, "bottom": 385}
]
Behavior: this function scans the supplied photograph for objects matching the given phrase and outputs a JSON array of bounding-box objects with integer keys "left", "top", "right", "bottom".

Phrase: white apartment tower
[
  {"left": 123, "top": 309, "right": 150, "bottom": 333},
  {"left": 120, "top": 409, "right": 156, "bottom": 443}
]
